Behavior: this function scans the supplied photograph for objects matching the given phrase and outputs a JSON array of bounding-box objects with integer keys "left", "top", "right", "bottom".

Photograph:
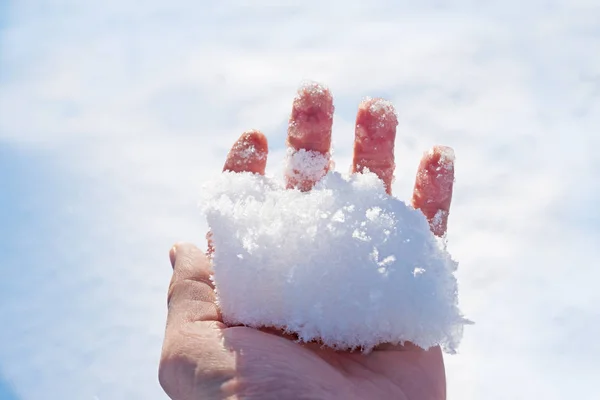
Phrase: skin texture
[{"left": 160, "top": 84, "right": 455, "bottom": 400}]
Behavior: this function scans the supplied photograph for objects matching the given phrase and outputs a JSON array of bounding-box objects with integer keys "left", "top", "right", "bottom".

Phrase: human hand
[{"left": 159, "top": 83, "right": 454, "bottom": 400}]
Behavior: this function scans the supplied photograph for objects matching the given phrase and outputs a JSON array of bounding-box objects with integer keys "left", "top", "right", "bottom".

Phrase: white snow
[
  {"left": 284, "top": 148, "right": 331, "bottom": 185},
  {"left": 365, "top": 97, "right": 398, "bottom": 129},
  {"left": 434, "top": 146, "right": 455, "bottom": 170},
  {"left": 431, "top": 209, "right": 448, "bottom": 233},
  {"left": 202, "top": 170, "right": 468, "bottom": 353},
  {"left": 298, "top": 79, "right": 330, "bottom": 97}
]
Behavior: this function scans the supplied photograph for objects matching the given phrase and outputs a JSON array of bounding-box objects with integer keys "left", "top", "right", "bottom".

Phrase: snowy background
[{"left": 1, "top": 1, "right": 599, "bottom": 399}]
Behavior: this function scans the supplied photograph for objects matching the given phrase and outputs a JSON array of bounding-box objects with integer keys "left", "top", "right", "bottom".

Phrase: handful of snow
[{"left": 202, "top": 169, "right": 467, "bottom": 353}]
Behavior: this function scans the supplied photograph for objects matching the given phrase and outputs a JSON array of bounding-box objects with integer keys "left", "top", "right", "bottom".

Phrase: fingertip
[
  {"left": 426, "top": 145, "right": 455, "bottom": 170},
  {"left": 168, "top": 242, "right": 198, "bottom": 269},
  {"left": 352, "top": 97, "right": 398, "bottom": 194},
  {"left": 418, "top": 146, "right": 455, "bottom": 183},
  {"left": 356, "top": 97, "right": 398, "bottom": 131},
  {"left": 240, "top": 129, "right": 269, "bottom": 154},
  {"left": 287, "top": 81, "right": 334, "bottom": 153},
  {"left": 169, "top": 244, "right": 178, "bottom": 269},
  {"left": 412, "top": 145, "right": 455, "bottom": 237},
  {"left": 224, "top": 130, "right": 269, "bottom": 174},
  {"left": 168, "top": 242, "right": 214, "bottom": 284},
  {"left": 292, "top": 81, "right": 334, "bottom": 115}
]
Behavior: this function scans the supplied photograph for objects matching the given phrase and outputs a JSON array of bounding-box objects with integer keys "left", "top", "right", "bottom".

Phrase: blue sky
[{"left": 1, "top": 1, "right": 599, "bottom": 399}]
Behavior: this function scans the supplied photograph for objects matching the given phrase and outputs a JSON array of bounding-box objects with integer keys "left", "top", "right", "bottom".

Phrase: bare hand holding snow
[
  {"left": 202, "top": 83, "right": 468, "bottom": 353},
  {"left": 161, "top": 83, "right": 461, "bottom": 399}
]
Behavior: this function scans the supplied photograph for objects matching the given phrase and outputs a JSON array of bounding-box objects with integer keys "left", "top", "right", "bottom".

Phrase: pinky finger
[{"left": 411, "top": 146, "right": 455, "bottom": 237}]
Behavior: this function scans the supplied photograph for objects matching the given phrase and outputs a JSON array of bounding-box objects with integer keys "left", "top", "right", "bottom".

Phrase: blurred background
[{"left": 1, "top": 1, "right": 599, "bottom": 399}]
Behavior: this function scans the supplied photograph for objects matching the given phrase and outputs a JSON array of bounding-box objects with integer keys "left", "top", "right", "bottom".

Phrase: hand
[{"left": 159, "top": 83, "right": 454, "bottom": 400}]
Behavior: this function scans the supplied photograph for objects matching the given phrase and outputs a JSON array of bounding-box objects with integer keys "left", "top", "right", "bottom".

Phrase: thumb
[{"left": 166, "top": 243, "right": 221, "bottom": 329}]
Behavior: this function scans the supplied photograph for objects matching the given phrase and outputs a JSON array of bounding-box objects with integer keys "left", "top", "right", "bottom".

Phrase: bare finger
[
  {"left": 411, "top": 146, "right": 455, "bottom": 236},
  {"left": 285, "top": 82, "right": 334, "bottom": 191},
  {"left": 208, "top": 131, "right": 270, "bottom": 257},
  {"left": 166, "top": 243, "right": 221, "bottom": 328},
  {"left": 223, "top": 129, "right": 269, "bottom": 174},
  {"left": 351, "top": 98, "right": 398, "bottom": 194}
]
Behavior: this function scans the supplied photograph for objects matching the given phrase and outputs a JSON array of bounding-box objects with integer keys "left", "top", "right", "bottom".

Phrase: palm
[
  {"left": 163, "top": 307, "right": 444, "bottom": 399},
  {"left": 223, "top": 326, "right": 445, "bottom": 400},
  {"left": 160, "top": 83, "right": 454, "bottom": 399}
]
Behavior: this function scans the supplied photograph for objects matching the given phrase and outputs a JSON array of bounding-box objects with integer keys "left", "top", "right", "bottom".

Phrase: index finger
[{"left": 352, "top": 98, "right": 398, "bottom": 195}]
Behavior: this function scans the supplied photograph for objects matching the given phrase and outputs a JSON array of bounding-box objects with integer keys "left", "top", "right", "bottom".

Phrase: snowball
[{"left": 201, "top": 170, "right": 468, "bottom": 353}]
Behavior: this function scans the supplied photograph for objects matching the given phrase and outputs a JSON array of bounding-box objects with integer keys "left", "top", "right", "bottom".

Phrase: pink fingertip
[
  {"left": 412, "top": 145, "right": 455, "bottom": 236},
  {"left": 286, "top": 81, "right": 334, "bottom": 154},
  {"left": 352, "top": 98, "right": 399, "bottom": 194},
  {"left": 223, "top": 130, "right": 269, "bottom": 174}
]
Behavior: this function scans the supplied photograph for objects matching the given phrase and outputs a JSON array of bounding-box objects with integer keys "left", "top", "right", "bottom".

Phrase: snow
[
  {"left": 431, "top": 209, "right": 448, "bottom": 233},
  {"left": 235, "top": 141, "right": 266, "bottom": 162},
  {"left": 201, "top": 169, "right": 468, "bottom": 353},
  {"left": 434, "top": 146, "right": 455, "bottom": 171},
  {"left": 284, "top": 148, "right": 331, "bottom": 186},
  {"left": 365, "top": 97, "right": 398, "bottom": 131}
]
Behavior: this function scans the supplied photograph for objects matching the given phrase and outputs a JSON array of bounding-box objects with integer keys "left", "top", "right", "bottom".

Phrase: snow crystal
[
  {"left": 366, "top": 97, "right": 398, "bottom": 119},
  {"left": 237, "top": 144, "right": 265, "bottom": 160},
  {"left": 284, "top": 148, "right": 331, "bottom": 185},
  {"left": 298, "top": 80, "right": 330, "bottom": 99},
  {"left": 432, "top": 146, "right": 455, "bottom": 171},
  {"left": 431, "top": 209, "right": 448, "bottom": 233},
  {"left": 201, "top": 170, "right": 468, "bottom": 353}
]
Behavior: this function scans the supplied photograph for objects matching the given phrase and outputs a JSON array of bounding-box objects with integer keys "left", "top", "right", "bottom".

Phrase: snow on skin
[
  {"left": 285, "top": 81, "right": 335, "bottom": 191},
  {"left": 352, "top": 97, "right": 399, "bottom": 194},
  {"left": 201, "top": 170, "right": 468, "bottom": 353},
  {"left": 412, "top": 146, "right": 455, "bottom": 237},
  {"left": 284, "top": 148, "right": 331, "bottom": 187},
  {"left": 223, "top": 130, "right": 269, "bottom": 174}
]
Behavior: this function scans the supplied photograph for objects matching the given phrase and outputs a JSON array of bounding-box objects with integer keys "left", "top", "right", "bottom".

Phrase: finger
[
  {"left": 352, "top": 98, "right": 398, "bottom": 195},
  {"left": 285, "top": 82, "right": 334, "bottom": 191},
  {"left": 223, "top": 129, "right": 269, "bottom": 174},
  {"left": 411, "top": 146, "right": 455, "bottom": 237},
  {"left": 166, "top": 243, "right": 221, "bottom": 328},
  {"left": 209, "top": 131, "right": 270, "bottom": 257}
]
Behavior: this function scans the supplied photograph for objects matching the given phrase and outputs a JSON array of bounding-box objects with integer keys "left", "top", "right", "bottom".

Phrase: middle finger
[
  {"left": 352, "top": 98, "right": 398, "bottom": 195},
  {"left": 285, "top": 82, "right": 334, "bottom": 191}
]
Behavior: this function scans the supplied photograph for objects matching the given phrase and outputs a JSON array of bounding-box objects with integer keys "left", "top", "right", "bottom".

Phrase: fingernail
[{"left": 169, "top": 245, "right": 177, "bottom": 268}]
